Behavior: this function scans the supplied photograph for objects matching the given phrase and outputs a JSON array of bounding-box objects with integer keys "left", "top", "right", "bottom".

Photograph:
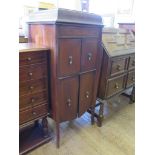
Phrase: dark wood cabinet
[
  {"left": 96, "top": 28, "right": 135, "bottom": 127},
  {"left": 19, "top": 43, "right": 52, "bottom": 154},
  {"left": 28, "top": 8, "right": 103, "bottom": 147}
]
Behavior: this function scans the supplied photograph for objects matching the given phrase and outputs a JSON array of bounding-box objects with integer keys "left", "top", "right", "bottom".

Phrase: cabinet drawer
[
  {"left": 81, "top": 38, "right": 98, "bottom": 71},
  {"left": 19, "top": 51, "right": 47, "bottom": 66},
  {"left": 58, "top": 25, "right": 99, "bottom": 37},
  {"left": 19, "top": 91, "right": 48, "bottom": 110},
  {"left": 106, "top": 75, "right": 126, "bottom": 98},
  {"left": 19, "top": 104, "right": 48, "bottom": 125},
  {"left": 109, "top": 57, "right": 128, "bottom": 77},
  {"left": 58, "top": 39, "right": 81, "bottom": 77},
  {"left": 19, "top": 63, "right": 47, "bottom": 82},
  {"left": 128, "top": 55, "right": 135, "bottom": 70},
  {"left": 126, "top": 71, "right": 135, "bottom": 87},
  {"left": 58, "top": 77, "right": 79, "bottom": 122},
  {"left": 79, "top": 71, "right": 95, "bottom": 116},
  {"left": 19, "top": 78, "right": 47, "bottom": 96}
]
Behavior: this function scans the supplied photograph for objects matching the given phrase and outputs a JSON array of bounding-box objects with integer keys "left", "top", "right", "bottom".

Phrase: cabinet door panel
[
  {"left": 79, "top": 72, "right": 95, "bottom": 116},
  {"left": 81, "top": 38, "right": 98, "bottom": 71},
  {"left": 58, "top": 39, "right": 81, "bottom": 77},
  {"left": 59, "top": 77, "right": 79, "bottom": 122}
]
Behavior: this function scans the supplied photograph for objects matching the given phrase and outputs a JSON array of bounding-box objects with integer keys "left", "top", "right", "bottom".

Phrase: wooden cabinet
[
  {"left": 19, "top": 43, "right": 52, "bottom": 154},
  {"left": 28, "top": 8, "right": 103, "bottom": 147},
  {"left": 96, "top": 28, "right": 135, "bottom": 127}
]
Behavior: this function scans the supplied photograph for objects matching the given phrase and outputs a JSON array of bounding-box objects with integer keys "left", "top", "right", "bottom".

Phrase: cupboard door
[
  {"left": 79, "top": 72, "right": 95, "bottom": 116},
  {"left": 59, "top": 77, "right": 79, "bottom": 122},
  {"left": 58, "top": 39, "right": 81, "bottom": 77},
  {"left": 81, "top": 38, "right": 98, "bottom": 71}
]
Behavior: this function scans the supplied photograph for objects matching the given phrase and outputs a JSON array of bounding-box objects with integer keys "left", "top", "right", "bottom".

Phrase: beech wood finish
[
  {"left": 28, "top": 8, "right": 103, "bottom": 148},
  {"left": 96, "top": 28, "right": 135, "bottom": 127},
  {"left": 19, "top": 43, "right": 52, "bottom": 154}
]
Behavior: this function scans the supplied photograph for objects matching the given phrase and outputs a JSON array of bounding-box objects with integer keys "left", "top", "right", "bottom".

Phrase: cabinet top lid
[{"left": 27, "top": 8, "right": 103, "bottom": 26}]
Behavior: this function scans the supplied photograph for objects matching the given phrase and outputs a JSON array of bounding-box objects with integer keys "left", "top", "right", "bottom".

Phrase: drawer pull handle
[
  {"left": 88, "top": 53, "right": 92, "bottom": 61},
  {"left": 68, "top": 56, "right": 73, "bottom": 65},
  {"left": 86, "top": 91, "right": 89, "bottom": 98},
  {"left": 117, "top": 65, "right": 121, "bottom": 71},
  {"left": 31, "top": 98, "right": 35, "bottom": 103},
  {"left": 29, "top": 72, "right": 33, "bottom": 76},
  {"left": 32, "top": 112, "right": 36, "bottom": 115},
  {"left": 67, "top": 99, "right": 71, "bottom": 107},
  {"left": 115, "top": 83, "right": 119, "bottom": 89},
  {"left": 30, "top": 86, "right": 34, "bottom": 90},
  {"left": 27, "top": 57, "right": 32, "bottom": 61}
]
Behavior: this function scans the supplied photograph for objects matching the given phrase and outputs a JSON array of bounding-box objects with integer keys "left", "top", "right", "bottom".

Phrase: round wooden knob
[
  {"left": 29, "top": 72, "right": 33, "bottom": 76},
  {"left": 86, "top": 91, "right": 89, "bottom": 98},
  {"left": 31, "top": 98, "right": 35, "bottom": 103},
  {"left": 32, "top": 112, "right": 36, "bottom": 115},
  {"left": 30, "top": 86, "right": 34, "bottom": 90},
  {"left": 115, "top": 83, "right": 119, "bottom": 89},
  {"left": 27, "top": 57, "right": 32, "bottom": 61}
]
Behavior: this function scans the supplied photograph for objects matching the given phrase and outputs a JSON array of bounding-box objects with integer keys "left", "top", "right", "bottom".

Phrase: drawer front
[
  {"left": 126, "top": 71, "right": 135, "bottom": 87},
  {"left": 81, "top": 38, "right": 98, "bottom": 71},
  {"left": 19, "top": 78, "right": 47, "bottom": 96},
  {"left": 128, "top": 55, "right": 135, "bottom": 70},
  {"left": 19, "top": 63, "right": 47, "bottom": 82},
  {"left": 58, "top": 77, "right": 79, "bottom": 122},
  {"left": 106, "top": 75, "right": 126, "bottom": 98},
  {"left": 58, "top": 25, "right": 99, "bottom": 37},
  {"left": 79, "top": 72, "right": 95, "bottom": 116},
  {"left": 19, "top": 91, "right": 48, "bottom": 110},
  {"left": 110, "top": 58, "right": 127, "bottom": 77},
  {"left": 19, "top": 104, "right": 48, "bottom": 125},
  {"left": 58, "top": 39, "right": 81, "bottom": 77},
  {"left": 19, "top": 51, "right": 47, "bottom": 66}
]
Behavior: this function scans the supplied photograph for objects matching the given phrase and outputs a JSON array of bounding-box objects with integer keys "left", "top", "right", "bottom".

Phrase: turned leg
[
  {"left": 42, "top": 117, "right": 48, "bottom": 138},
  {"left": 91, "top": 106, "right": 95, "bottom": 125},
  {"left": 129, "top": 86, "right": 135, "bottom": 104},
  {"left": 97, "top": 101, "right": 104, "bottom": 127},
  {"left": 56, "top": 121, "right": 60, "bottom": 148}
]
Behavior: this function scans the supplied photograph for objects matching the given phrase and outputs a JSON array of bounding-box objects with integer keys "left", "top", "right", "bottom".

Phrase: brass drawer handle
[
  {"left": 115, "top": 83, "right": 119, "bottom": 89},
  {"left": 32, "top": 111, "right": 36, "bottom": 115},
  {"left": 28, "top": 72, "right": 33, "bottom": 76},
  {"left": 31, "top": 98, "right": 35, "bottom": 103},
  {"left": 86, "top": 91, "right": 89, "bottom": 98},
  {"left": 29, "top": 86, "right": 34, "bottom": 90},
  {"left": 68, "top": 56, "right": 73, "bottom": 65},
  {"left": 27, "top": 57, "right": 32, "bottom": 61},
  {"left": 67, "top": 98, "right": 71, "bottom": 107},
  {"left": 88, "top": 53, "right": 92, "bottom": 61},
  {"left": 117, "top": 65, "right": 121, "bottom": 71}
]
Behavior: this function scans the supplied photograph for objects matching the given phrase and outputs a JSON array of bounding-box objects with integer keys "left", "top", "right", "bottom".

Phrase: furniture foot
[
  {"left": 97, "top": 101, "right": 104, "bottom": 127},
  {"left": 56, "top": 122, "right": 60, "bottom": 148},
  {"left": 42, "top": 117, "right": 48, "bottom": 138},
  {"left": 129, "top": 86, "right": 135, "bottom": 104}
]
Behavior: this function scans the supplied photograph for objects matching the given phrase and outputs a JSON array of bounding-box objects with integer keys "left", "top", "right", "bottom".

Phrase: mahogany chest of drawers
[
  {"left": 96, "top": 28, "right": 135, "bottom": 126},
  {"left": 27, "top": 8, "right": 103, "bottom": 147},
  {"left": 19, "top": 43, "right": 51, "bottom": 154}
]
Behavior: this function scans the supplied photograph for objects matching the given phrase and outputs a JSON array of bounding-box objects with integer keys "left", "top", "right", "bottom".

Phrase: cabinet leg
[
  {"left": 42, "top": 117, "right": 48, "bottom": 138},
  {"left": 91, "top": 106, "right": 95, "bottom": 125},
  {"left": 129, "top": 86, "right": 135, "bottom": 104},
  {"left": 97, "top": 101, "right": 104, "bottom": 127},
  {"left": 56, "top": 122, "right": 60, "bottom": 148}
]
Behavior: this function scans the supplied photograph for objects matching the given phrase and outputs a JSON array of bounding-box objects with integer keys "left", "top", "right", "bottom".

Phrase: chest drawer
[
  {"left": 109, "top": 57, "right": 128, "bottom": 77},
  {"left": 19, "top": 104, "right": 48, "bottom": 125},
  {"left": 19, "top": 63, "right": 47, "bottom": 82},
  {"left": 19, "top": 51, "right": 47, "bottom": 66},
  {"left": 19, "top": 78, "right": 47, "bottom": 96},
  {"left": 106, "top": 74, "right": 126, "bottom": 98},
  {"left": 58, "top": 77, "right": 79, "bottom": 122},
  {"left": 81, "top": 38, "right": 98, "bottom": 72},
  {"left": 128, "top": 55, "right": 135, "bottom": 70},
  {"left": 58, "top": 39, "right": 81, "bottom": 77},
  {"left": 79, "top": 71, "right": 95, "bottom": 116},
  {"left": 19, "top": 91, "right": 48, "bottom": 110},
  {"left": 126, "top": 71, "right": 135, "bottom": 87},
  {"left": 58, "top": 25, "right": 99, "bottom": 37}
]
